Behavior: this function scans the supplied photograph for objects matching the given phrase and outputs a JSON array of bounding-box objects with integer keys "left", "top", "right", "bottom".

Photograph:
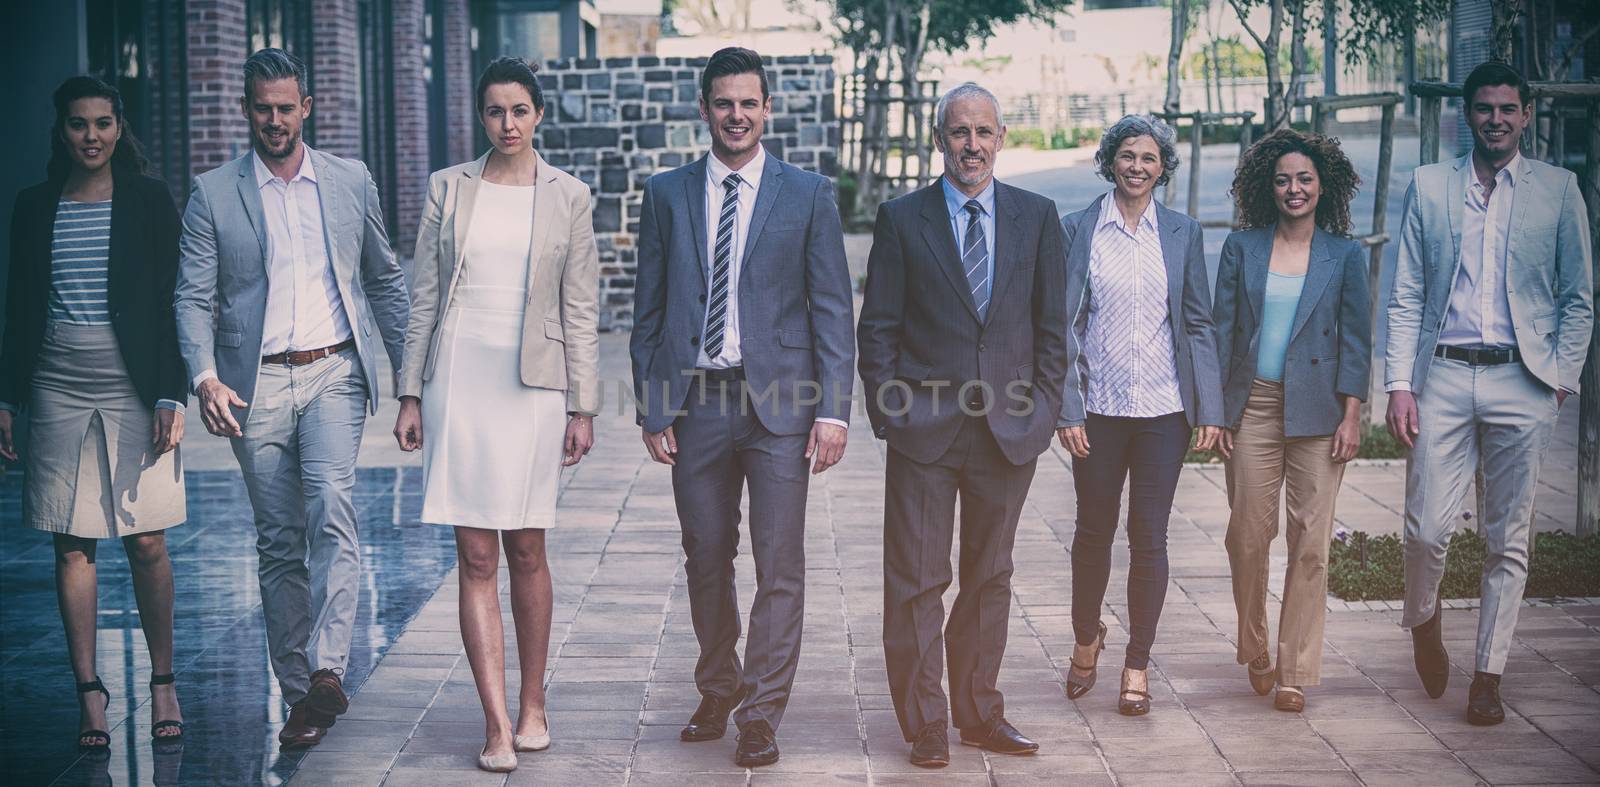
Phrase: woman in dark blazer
[
  {"left": 1057, "top": 114, "right": 1225, "bottom": 717},
  {"left": 0, "top": 76, "right": 188, "bottom": 751},
  {"left": 1212, "top": 128, "right": 1369, "bottom": 713}
]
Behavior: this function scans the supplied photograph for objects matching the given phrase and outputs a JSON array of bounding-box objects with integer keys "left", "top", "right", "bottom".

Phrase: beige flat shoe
[
  {"left": 514, "top": 732, "right": 550, "bottom": 752},
  {"left": 477, "top": 746, "right": 518, "bottom": 773},
  {"left": 1274, "top": 686, "right": 1305, "bottom": 713}
]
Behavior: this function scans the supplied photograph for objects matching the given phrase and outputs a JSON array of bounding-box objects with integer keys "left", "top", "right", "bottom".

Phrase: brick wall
[
  {"left": 443, "top": 0, "right": 477, "bottom": 166},
  {"left": 185, "top": 0, "right": 249, "bottom": 176},
  {"left": 391, "top": 0, "right": 430, "bottom": 254},
  {"left": 310, "top": 0, "right": 361, "bottom": 160},
  {"left": 534, "top": 54, "right": 839, "bottom": 331}
]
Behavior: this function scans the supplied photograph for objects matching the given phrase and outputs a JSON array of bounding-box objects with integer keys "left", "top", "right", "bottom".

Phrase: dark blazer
[
  {"left": 629, "top": 154, "right": 855, "bottom": 436},
  {"left": 1058, "top": 194, "right": 1224, "bottom": 430},
  {"left": 1212, "top": 225, "right": 1370, "bottom": 436},
  {"left": 2, "top": 172, "right": 187, "bottom": 410},
  {"left": 857, "top": 179, "right": 1069, "bottom": 466}
]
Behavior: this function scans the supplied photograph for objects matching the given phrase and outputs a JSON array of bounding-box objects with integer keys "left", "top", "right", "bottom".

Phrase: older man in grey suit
[
  {"left": 858, "top": 82, "right": 1068, "bottom": 767},
  {"left": 629, "top": 47, "right": 854, "bottom": 768},
  {"left": 1386, "top": 62, "right": 1592, "bottom": 726},
  {"left": 174, "top": 49, "right": 409, "bottom": 749}
]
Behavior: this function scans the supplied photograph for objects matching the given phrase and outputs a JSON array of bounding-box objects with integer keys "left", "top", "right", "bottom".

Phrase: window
[{"left": 85, "top": 0, "right": 189, "bottom": 194}]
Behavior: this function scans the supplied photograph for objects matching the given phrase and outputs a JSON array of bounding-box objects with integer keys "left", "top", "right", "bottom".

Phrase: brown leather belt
[{"left": 262, "top": 339, "right": 355, "bottom": 366}]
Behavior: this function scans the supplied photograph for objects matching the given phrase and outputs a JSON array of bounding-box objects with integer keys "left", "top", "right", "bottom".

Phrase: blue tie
[
  {"left": 703, "top": 173, "right": 742, "bottom": 359},
  {"left": 962, "top": 200, "right": 989, "bottom": 319}
]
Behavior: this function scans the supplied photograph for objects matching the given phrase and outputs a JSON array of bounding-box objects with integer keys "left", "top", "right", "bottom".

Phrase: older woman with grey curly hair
[{"left": 1056, "top": 113, "right": 1226, "bottom": 717}]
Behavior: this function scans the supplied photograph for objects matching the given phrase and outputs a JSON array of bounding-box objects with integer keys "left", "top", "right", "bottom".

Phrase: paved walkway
[{"left": 284, "top": 336, "right": 1599, "bottom": 787}]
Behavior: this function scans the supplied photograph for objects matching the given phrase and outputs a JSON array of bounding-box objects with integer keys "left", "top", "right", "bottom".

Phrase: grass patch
[
  {"left": 1328, "top": 528, "right": 1600, "bottom": 601},
  {"left": 1183, "top": 422, "right": 1405, "bottom": 464}
]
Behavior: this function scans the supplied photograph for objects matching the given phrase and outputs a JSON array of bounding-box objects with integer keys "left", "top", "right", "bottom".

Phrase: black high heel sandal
[
  {"left": 77, "top": 678, "right": 112, "bottom": 752},
  {"left": 149, "top": 673, "right": 184, "bottom": 743},
  {"left": 1066, "top": 621, "right": 1107, "bottom": 700}
]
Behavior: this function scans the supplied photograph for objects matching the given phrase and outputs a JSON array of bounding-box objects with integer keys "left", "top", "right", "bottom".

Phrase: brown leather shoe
[
  {"left": 277, "top": 704, "right": 327, "bottom": 750},
  {"left": 306, "top": 669, "right": 350, "bottom": 719}
]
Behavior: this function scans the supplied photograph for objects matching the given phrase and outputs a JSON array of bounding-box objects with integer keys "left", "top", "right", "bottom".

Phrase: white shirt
[
  {"left": 1083, "top": 196, "right": 1184, "bottom": 418},
  {"left": 1438, "top": 154, "right": 1518, "bottom": 349},
  {"left": 698, "top": 147, "right": 765, "bottom": 370}
]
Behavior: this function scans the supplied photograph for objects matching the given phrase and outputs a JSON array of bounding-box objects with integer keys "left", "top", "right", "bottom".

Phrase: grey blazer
[
  {"left": 398, "top": 151, "right": 600, "bottom": 415},
  {"left": 1386, "top": 154, "right": 1593, "bottom": 395},
  {"left": 856, "top": 180, "right": 1070, "bottom": 466},
  {"left": 1059, "top": 193, "right": 1224, "bottom": 429},
  {"left": 1212, "top": 226, "right": 1370, "bottom": 436},
  {"left": 174, "top": 148, "right": 410, "bottom": 418},
  {"left": 629, "top": 154, "right": 854, "bottom": 436}
]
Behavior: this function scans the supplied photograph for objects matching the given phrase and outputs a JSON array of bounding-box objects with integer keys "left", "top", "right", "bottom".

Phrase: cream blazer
[{"left": 399, "top": 151, "right": 600, "bottom": 415}]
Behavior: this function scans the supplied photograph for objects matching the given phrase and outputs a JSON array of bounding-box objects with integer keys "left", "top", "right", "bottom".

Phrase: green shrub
[
  {"left": 1008, "top": 128, "right": 1048, "bottom": 149},
  {"left": 1184, "top": 422, "right": 1406, "bottom": 464},
  {"left": 1328, "top": 528, "right": 1600, "bottom": 601}
]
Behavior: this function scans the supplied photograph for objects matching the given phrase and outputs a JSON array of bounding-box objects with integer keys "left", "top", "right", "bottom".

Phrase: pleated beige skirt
[{"left": 24, "top": 322, "right": 185, "bottom": 538}]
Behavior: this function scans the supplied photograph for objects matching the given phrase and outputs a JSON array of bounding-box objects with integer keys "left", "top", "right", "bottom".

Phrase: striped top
[
  {"left": 1082, "top": 195, "right": 1184, "bottom": 418},
  {"left": 49, "top": 199, "right": 113, "bottom": 325}
]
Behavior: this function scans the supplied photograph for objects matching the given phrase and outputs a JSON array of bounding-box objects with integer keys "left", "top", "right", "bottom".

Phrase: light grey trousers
[
  {"left": 1401, "top": 356, "right": 1558, "bottom": 674},
  {"left": 231, "top": 348, "right": 368, "bottom": 706}
]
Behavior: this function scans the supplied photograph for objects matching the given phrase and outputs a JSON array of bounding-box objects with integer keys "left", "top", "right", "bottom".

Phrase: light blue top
[
  {"left": 49, "top": 199, "right": 113, "bottom": 325},
  {"left": 942, "top": 176, "right": 995, "bottom": 306},
  {"left": 1256, "top": 271, "right": 1305, "bottom": 382}
]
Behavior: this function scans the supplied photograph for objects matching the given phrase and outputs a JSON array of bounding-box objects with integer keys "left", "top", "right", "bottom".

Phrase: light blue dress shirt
[
  {"left": 1256, "top": 271, "right": 1305, "bottom": 382},
  {"left": 942, "top": 176, "right": 995, "bottom": 307}
]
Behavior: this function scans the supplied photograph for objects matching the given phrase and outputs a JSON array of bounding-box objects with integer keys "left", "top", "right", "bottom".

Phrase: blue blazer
[{"left": 1212, "top": 226, "right": 1370, "bottom": 437}]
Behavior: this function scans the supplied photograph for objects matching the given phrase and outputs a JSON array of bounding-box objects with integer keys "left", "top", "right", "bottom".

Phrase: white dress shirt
[
  {"left": 1438, "top": 153, "right": 1518, "bottom": 349},
  {"left": 698, "top": 147, "right": 764, "bottom": 370},
  {"left": 193, "top": 150, "right": 354, "bottom": 390},
  {"left": 1083, "top": 195, "right": 1184, "bottom": 418}
]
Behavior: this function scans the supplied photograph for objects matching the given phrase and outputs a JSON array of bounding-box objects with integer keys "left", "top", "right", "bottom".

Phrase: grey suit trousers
[
  {"left": 883, "top": 415, "right": 1037, "bottom": 739},
  {"left": 232, "top": 348, "right": 368, "bottom": 706},
  {"left": 671, "top": 376, "right": 809, "bottom": 731},
  {"left": 1401, "top": 356, "right": 1557, "bottom": 674}
]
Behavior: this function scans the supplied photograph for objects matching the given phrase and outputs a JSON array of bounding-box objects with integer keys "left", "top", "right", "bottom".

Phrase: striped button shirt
[
  {"left": 1083, "top": 196, "right": 1184, "bottom": 418},
  {"left": 49, "top": 199, "right": 113, "bottom": 325}
]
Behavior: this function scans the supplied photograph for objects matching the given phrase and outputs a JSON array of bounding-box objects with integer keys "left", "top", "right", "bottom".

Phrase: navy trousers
[{"left": 1070, "top": 411, "right": 1190, "bottom": 670}]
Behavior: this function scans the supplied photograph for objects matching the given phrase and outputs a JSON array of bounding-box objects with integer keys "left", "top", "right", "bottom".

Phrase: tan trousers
[{"left": 1223, "top": 379, "right": 1346, "bottom": 687}]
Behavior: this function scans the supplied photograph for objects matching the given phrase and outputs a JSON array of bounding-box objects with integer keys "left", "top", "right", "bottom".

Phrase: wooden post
[
  {"left": 1366, "top": 101, "right": 1396, "bottom": 425},
  {"left": 1419, "top": 95, "right": 1441, "bottom": 165},
  {"left": 1188, "top": 113, "right": 1202, "bottom": 218},
  {"left": 1311, "top": 100, "right": 1326, "bottom": 135},
  {"left": 1579, "top": 97, "right": 1600, "bottom": 537},
  {"left": 1234, "top": 112, "right": 1255, "bottom": 228}
]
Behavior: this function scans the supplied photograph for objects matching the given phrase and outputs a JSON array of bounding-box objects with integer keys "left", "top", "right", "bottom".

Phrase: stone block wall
[{"left": 533, "top": 54, "right": 839, "bottom": 331}]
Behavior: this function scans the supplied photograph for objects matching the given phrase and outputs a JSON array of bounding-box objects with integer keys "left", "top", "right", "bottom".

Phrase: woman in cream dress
[{"left": 393, "top": 57, "right": 599, "bottom": 773}]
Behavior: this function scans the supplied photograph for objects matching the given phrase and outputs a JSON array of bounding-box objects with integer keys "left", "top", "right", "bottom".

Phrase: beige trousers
[{"left": 1224, "top": 379, "right": 1346, "bottom": 687}]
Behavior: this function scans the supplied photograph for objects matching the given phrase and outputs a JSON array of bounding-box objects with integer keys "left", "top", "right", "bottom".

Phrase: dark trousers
[
  {"left": 1070, "top": 411, "right": 1190, "bottom": 670},
  {"left": 882, "top": 415, "right": 1038, "bottom": 740},
  {"left": 670, "top": 377, "right": 810, "bottom": 731}
]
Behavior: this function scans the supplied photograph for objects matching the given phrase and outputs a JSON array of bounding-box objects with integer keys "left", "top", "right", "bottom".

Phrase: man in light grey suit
[
  {"left": 174, "top": 49, "right": 409, "bottom": 749},
  {"left": 629, "top": 47, "right": 854, "bottom": 768},
  {"left": 1386, "top": 62, "right": 1592, "bottom": 726}
]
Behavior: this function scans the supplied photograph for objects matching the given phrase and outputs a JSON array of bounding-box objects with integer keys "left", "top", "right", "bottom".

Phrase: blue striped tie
[
  {"left": 962, "top": 199, "right": 989, "bottom": 319},
  {"left": 703, "top": 173, "right": 742, "bottom": 358}
]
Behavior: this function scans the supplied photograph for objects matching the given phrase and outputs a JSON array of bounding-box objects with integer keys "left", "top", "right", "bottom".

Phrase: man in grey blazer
[
  {"left": 628, "top": 47, "right": 854, "bottom": 768},
  {"left": 1385, "top": 62, "right": 1592, "bottom": 725},
  {"left": 174, "top": 49, "right": 409, "bottom": 748},
  {"left": 857, "top": 82, "right": 1068, "bottom": 767}
]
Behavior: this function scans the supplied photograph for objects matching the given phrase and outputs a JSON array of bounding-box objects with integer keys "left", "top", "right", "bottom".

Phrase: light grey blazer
[
  {"left": 398, "top": 151, "right": 600, "bottom": 415},
  {"left": 1212, "top": 226, "right": 1370, "bottom": 436},
  {"left": 1059, "top": 193, "right": 1225, "bottom": 429},
  {"left": 628, "top": 154, "right": 854, "bottom": 436},
  {"left": 1386, "top": 154, "right": 1593, "bottom": 395},
  {"left": 174, "top": 148, "right": 410, "bottom": 418}
]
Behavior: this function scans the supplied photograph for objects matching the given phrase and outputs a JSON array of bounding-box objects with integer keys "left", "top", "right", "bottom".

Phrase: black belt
[
  {"left": 696, "top": 366, "right": 746, "bottom": 383},
  {"left": 1434, "top": 345, "right": 1520, "bottom": 366}
]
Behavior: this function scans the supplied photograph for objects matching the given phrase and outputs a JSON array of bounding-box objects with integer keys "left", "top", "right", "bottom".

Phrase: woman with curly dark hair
[{"left": 1211, "top": 128, "right": 1370, "bottom": 713}]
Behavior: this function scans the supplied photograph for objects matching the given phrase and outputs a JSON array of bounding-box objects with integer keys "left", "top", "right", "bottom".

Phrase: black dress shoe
[
  {"left": 1411, "top": 604, "right": 1450, "bottom": 699},
  {"left": 1467, "top": 671, "right": 1505, "bottom": 726},
  {"left": 734, "top": 719, "right": 780, "bottom": 767},
  {"left": 959, "top": 717, "right": 1039, "bottom": 755},
  {"left": 277, "top": 704, "right": 327, "bottom": 750},
  {"left": 681, "top": 689, "right": 741, "bottom": 742},
  {"left": 909, "top": 722, "right": 949, "bottom": 768}
]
